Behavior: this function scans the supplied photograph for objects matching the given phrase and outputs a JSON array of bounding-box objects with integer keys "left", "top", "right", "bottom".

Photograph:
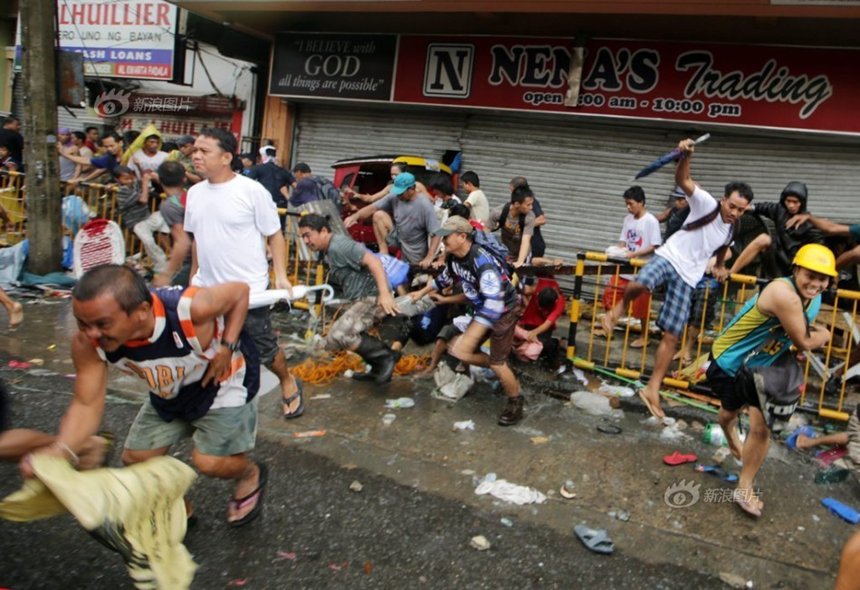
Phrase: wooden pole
[{"left": 20, "top": 0, "right": 63, "bottom": 274}]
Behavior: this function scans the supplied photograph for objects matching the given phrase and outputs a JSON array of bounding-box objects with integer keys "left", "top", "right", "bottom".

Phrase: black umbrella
[{"left": 634, "top": 134, "right": 711, "bottom": 180}]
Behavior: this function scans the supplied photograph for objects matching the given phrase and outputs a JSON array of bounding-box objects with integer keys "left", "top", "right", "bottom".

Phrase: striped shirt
[{"left": 95, "top": 286, "right": 259, "bottom": 422}]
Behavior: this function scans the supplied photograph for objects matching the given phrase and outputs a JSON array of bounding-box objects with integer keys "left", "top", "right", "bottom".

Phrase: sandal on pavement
[
  {"left": 283, "top": 378, "right": 304, "bottom": 420},
  {"left": 573, "top": 524, "right": 614, "bottom": 555},
  {"left": 663, "top": 451, "right": 698, "bottom": 466},
  {"left": 228, "top": 462, "right": 269, "bottom": 528},
  {"left": 694, "top": 463, "right": 739, "bottom": 483}
]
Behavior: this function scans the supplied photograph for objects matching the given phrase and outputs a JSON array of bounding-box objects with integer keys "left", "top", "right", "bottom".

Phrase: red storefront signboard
[{"left": 392, "top": 36, "right": 860, "bottom": 135}]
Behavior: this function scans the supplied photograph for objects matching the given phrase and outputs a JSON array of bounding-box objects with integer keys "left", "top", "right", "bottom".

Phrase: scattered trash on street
[
  {"left": 559, "top": 480, "right": 576, "bottom": 499},
  {"left": 475, "top": 474, "right": 546, "bottom": 505},
  {"left": 349, "top": 481, "right": 363, "bottom": 493},
  {"left": 385, "top": 397, "right": 415, "bottom": 409},
  {"left": 570, "top": 391, "right": 623, "bottom": 417},
  {"left": 470, "top": 535, "right": 491, "bottom": 551},
  {"left": 453, "top": 420, "right": 475, "bottom": 431},
  {"left": 718, "top": 572, "right": 753, "bottom": 589},
  {"left": 294, "top": 430, "right": 327, "bottom": 438}
]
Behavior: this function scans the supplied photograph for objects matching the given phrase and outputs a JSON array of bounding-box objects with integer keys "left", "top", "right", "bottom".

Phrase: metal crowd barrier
[
  {"left": 278, "top": 207, "right": 326, "bottom": 311},
  {"left": 0, "top": 171, "right": 326, "bottom": 293},
  {"left": 562, "top": 251, "right": 859, "bottom": 421}
]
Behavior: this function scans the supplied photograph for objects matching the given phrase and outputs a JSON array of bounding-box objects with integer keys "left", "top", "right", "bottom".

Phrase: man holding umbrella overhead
[{"left": 603, "top": 138, "right": 753, "bottom": 419}]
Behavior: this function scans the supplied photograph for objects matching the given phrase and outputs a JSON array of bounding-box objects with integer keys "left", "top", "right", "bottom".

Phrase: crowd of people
[{"left": 0, "top": 125, "right": 858, "bottom": 554}]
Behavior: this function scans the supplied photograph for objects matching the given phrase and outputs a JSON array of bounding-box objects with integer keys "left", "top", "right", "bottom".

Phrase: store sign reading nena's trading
[
  {"left": 393, "top": 36, "right": 855, "bottom": 134},
  {"left": 484, "top": 45, "right": 832, "bottom": 119}
]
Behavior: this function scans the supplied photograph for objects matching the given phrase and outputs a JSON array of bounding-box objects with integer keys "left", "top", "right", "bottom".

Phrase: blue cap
[{"left": 391, "top": 172, "right": 416, "bottom": 195}]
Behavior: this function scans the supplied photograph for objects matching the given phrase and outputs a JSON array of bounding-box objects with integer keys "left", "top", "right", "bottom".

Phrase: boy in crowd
[
  {"left": 461, "top": 171, "right": 491, "bottom": 228},
  {"left": 489, "top": 186, "right": 537, "bottom": 269},
  {"left": 114, "top": 166, "right": 169, "bottom": 274},
  {"left": 657, "top": 186, "right": 691, "bottom": 240},
  {"left": 508, "top": 176, "right": 548, "bottom": 258},
  {"left": 129, "top": 132, "right": 169, "bottom": 178},
  {"left": 602, "top": 186, "right": 662, "bottom": 348},
  {"left": 519, "top": 282, "right": 567, "bottom": 366},
  {"left": 168, "top": 135, "right": 201, "bottom": 185},
  {"left": 729, "top": 181, "right": 823, "bottom": 277},
  {"left": 0, "top": 143, "right": 20, "bottom": 172},
  {"left": 152, "top": 161, "right": 193, "bottom": 287},
  {"left": 84, "top": 126, "right": 100, "bottom": 154}
]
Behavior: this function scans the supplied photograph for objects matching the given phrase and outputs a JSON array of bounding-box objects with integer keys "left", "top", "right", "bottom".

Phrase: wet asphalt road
[{"left": 0, "top": 368, "right": 726, "bottom": 590}]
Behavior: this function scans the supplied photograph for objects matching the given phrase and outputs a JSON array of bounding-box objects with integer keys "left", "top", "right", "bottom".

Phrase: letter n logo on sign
[{"left": 424, "top": 44, "right": 474, "bottom": 99}]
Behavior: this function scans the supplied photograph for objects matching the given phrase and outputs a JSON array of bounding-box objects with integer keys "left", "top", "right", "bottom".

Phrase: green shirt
[{"left": 326, "top": 234, "right": 378, "bottom": 301}]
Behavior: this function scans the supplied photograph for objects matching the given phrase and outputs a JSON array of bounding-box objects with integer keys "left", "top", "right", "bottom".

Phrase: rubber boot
[
  {"left": 498, "top": 395, "right": 525, "bottom": 426},
  {"left": 352, "top": 334, "right": 400, "bottom": 384}
]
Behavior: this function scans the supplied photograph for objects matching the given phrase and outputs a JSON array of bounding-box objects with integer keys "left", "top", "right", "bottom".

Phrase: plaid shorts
[
  {"left": 636, "top": 255, "right": 694, "bottom": 337},
  {"left": 689, "top": 281, "right": 718, "bottom": 329}
]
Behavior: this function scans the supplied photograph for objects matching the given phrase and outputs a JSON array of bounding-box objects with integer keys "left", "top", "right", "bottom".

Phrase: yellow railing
[
  {"left": 0, "top": 171, "right": 324, "bottom": 288},
  {"left": 562, "top": 252, "right": 859, "bottom": 421}
]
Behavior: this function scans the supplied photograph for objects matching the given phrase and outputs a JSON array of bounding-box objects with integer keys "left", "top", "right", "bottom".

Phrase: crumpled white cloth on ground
[{"left": 474, "top": 479, "right": 547, "bottom": 505}]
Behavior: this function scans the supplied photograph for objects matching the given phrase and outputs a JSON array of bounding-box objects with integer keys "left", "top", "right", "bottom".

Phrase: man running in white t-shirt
[
  {"left": 603, "top": 138, "right": 753, "bottom": 419},
  {"left": 185, "top": 128, "right": 304, "bottom": 420}
]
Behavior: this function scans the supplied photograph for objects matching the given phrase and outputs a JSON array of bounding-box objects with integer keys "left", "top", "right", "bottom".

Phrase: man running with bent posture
[{"left": 22, "top": 265, "right": 267, "bottom": 526}]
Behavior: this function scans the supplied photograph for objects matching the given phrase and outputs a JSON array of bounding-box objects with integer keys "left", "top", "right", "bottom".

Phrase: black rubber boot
[
  {"left": 498, "top": 395, "right": 525, "bottom": 426},
  {"left": 352, "top": 334, "right": 400, "bottom": 384}
]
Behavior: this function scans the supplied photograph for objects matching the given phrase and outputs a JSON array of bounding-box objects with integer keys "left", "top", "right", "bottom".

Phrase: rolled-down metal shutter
[
  {"left": 460, "top": 113, "right": 860, "bottom": 260},
  {"left": 294, "top": 102, "right": 860, "bottom": 260},
  {"left": 292, "top": 102, "right": 467, "bottom": 180},
  {"left": 57, "top": 107, "right": 106, "bottom": 133}
]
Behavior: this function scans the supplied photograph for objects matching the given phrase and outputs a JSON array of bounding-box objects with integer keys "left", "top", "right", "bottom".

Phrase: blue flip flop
[
  {"left": 573, "top": 524, "right": 614, "bottom": 555},
  {"left": 694, "top": 463, "right": 739, "bottom": 483},
  {"left": 785, "top": 426, "right": 814, "bottom": 450},
  {"left": 822, "top": 498, "right": 860, "bottom": 524}
]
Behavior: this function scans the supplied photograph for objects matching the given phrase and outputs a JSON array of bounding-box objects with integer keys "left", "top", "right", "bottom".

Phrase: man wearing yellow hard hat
[{"left": 706, "top": 243, "right": 836, "bottom": 519}]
